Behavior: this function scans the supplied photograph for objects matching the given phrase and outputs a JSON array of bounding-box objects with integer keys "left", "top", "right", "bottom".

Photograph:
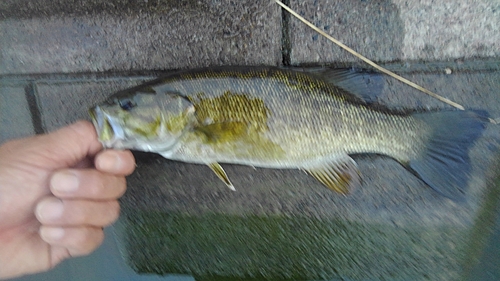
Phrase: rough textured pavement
[{"left": 1, "top": 0, "right": 500, "bottom": 280}]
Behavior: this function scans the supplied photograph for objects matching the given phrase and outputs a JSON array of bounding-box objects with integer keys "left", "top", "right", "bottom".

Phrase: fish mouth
[
  {"left": 89, "top": 106, "right": 118, "bottom": 146},
  {"left": 88, "top": 106, "right": 185, "bottom": 152},
  {"left": 89, "top": 107, "right": 99, "bottom": 129}
]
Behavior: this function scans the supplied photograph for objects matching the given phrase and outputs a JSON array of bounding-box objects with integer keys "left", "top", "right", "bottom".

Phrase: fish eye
[{"left": 119, "top": 99, "right": 136, "bottom": 111}]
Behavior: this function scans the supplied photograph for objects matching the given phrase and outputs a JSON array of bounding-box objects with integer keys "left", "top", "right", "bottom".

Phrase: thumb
[{"left": 28, "top": 121, "right": 103, "bottom": 169}]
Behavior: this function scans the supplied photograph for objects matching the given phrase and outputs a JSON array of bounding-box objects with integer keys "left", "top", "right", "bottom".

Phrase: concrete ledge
[
  {"left": 0, "top": 0, "right": 281, "bottom": 74},
  {"left": 3, "top": 1, "right": 498, "bottom": 74}
]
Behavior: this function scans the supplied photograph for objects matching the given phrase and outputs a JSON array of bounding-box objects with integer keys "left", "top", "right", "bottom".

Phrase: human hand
[{"left": 0, "top": 121, "right": 135, "bottom": 279}]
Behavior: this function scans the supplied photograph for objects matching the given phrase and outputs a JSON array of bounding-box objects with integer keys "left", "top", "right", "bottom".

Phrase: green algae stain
[
  {"left": 117, "top": 211, "right": 466, "bottom": 281},
  {"left": 461, "top": 154, "right": 500, "bottom": 280}
]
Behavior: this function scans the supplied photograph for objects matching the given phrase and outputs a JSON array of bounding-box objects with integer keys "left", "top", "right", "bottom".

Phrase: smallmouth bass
[{"left": 89, "top": 66, "right": 488, "bottom": 201}]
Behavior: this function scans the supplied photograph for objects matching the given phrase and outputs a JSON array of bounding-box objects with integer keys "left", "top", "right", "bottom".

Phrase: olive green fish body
[
  {"left": 158, "top": 68, "right": 427, "bottom": 168},
  {"left": 90, "top": 66, "right": 488, "bottom": 201}
]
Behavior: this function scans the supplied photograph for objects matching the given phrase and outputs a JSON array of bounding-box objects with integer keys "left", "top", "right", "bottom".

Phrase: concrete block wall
[
  {"left": 289, "top": 0, "right": 500, "bottom": 64},
  {"left": 1, "top": 1, "right": 499, "bottom": 280}
]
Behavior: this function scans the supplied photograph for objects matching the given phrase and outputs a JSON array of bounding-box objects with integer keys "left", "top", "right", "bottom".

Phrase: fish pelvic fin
[
  {"left": 408, "top": 110, "right": 489, "bottom": 201},
  {"left": 303, "top": 154, "right": 361, "bottom": 194},
  {"left": 208, "top": 162, "right": 235, "bottom": 191}
]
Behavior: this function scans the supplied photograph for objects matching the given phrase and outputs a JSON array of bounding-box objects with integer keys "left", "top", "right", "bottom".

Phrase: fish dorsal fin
[
  {"left": 207, "top": 162, "right": 235, "bottom": 191},
  {"left": 302, "top": 154, "right": 361, "bottom": 194},
  {"left": 302, "top": 68, "right": 384, "bottom": 104}
]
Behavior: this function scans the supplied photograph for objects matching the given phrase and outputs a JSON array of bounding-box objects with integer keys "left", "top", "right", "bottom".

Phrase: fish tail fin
[{"left": 408, "top": 110, "right": 489, "bottom": 201}]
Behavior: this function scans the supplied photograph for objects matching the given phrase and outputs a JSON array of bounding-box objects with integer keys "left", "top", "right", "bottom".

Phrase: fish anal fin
[
  {"left": 304, "top": 155, "right": 361, "bottom": 195},
  {"left": 208, "top": 162, "right": 235, "bottom": 191}
]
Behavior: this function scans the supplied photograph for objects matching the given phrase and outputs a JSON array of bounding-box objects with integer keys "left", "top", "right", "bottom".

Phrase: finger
[
  {"left": 36, "top": 197, "right": 120, "bottom": 227},
  {"left": 50, "top": 169, "right": 126, "bottom": 200},
  {"left": 39, "top": 226, "right": 104, "bottom": 257},
  {"left": 95, "top": 150, "right": 136, "bottom": 176},
  {"left": 32, "top": 121, "right": 103, "bottom": 170}
]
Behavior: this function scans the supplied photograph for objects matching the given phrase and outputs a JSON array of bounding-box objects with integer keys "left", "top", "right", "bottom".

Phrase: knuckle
[
  {"left": 89, "top": 174, "right": 125, "bottom": 198},
  {"left": 73, "top": 228, "right": 103, "bottom": 255},
  {"left": 88, "top": 175, "right": 106, "bottom": 197},
  {"left": 68, "top": 121, "right": 96, "bottom": 143},
  {"left": 0, "top": 138, "right": 25, "bottom": 155},
  {"left": 72, "top": 229, "right": 88, "bottom": 245},
  {"left": 69, "top": 202, "right": 89, "bottom": 224}
]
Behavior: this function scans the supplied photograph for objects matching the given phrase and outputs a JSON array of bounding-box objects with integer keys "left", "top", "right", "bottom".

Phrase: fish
[{"left": 89, "top": 66, "right": 488, "bottom": 201}]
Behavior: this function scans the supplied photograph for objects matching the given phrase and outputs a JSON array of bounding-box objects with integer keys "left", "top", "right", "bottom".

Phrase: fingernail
[
  {"left": 51, "top": 171, "right": 79, "bottom": 193},
  {"left": 36, "top": 199, "right": 64, "bottom": 222},
  {"left": 40, "top": 227, "right": 65, "bottom": 242},
  {"left": 97, "top": 151, "right": 121, "bottom": 171}
]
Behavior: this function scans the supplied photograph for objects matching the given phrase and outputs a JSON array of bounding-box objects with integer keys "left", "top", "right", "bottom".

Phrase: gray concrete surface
[
  {"left": 2, "top": 1, "right": 499, "bottom": 74},
  {"left": 0, "top": 0, "right": 282, "bottom": 75},
  {"left": 290, "top": 0, "right": 500, "bottom": 64},
  {"left": 35, "top": 78, "right": 152, "bottom": 131},
  {"left": 0, "top": 85, "right": 34, "bottom": 142},
  {"left": 1, "top": 0, "right": 500, "bottom": 280}
]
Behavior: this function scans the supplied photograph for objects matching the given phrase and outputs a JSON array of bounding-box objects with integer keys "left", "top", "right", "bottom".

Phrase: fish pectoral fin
[
  {"left": 303, "top": 155, "right": 361, "bottom": 195},
  {"left": 207, "top": 162, "right": 235, "bottom": 191}
]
